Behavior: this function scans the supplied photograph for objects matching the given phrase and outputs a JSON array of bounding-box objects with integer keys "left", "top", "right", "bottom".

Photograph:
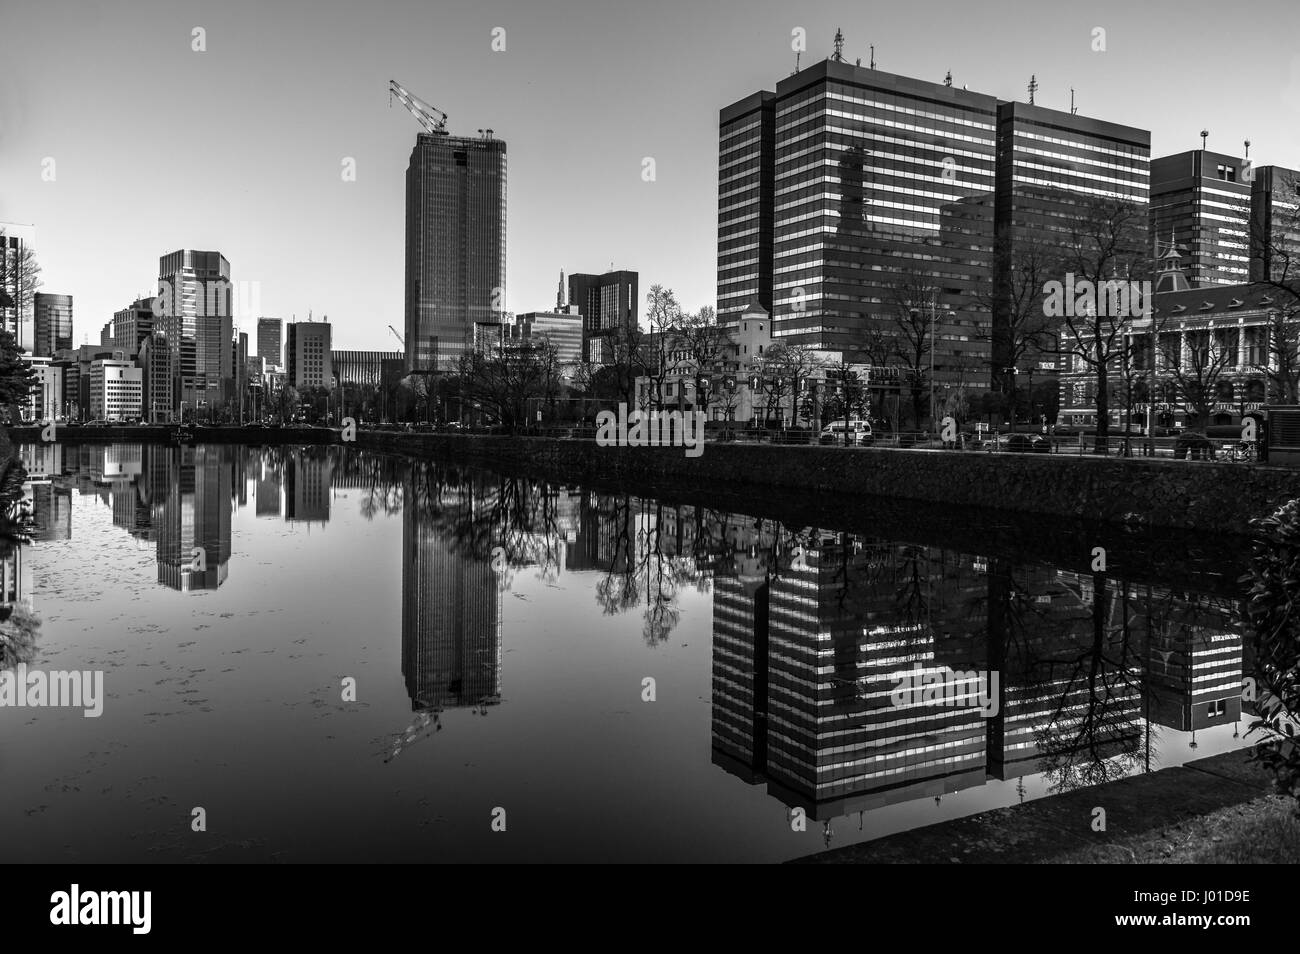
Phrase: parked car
[
  {"left": 819, "top": 419, "right": 873, "bottom": 446},
  {"left": 981, "top": 432, "right": 1050, "bottom": 453}
]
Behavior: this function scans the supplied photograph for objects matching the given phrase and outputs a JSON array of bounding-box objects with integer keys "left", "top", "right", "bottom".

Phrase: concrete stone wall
[{"left": 355, "top": 432, "right": 1300, "bottom": 536}]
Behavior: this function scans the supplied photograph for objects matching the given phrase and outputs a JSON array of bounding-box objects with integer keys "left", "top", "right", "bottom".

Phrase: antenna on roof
[
  {"left": 944, "top": 71, "right": 953, "bottom": 87},
  {"left": 1201, "top": 129, "right": 1209, "bottom": 150},
  {"left": 1070, "top": 88, "right": 1077, "bottom": 115},
  {"left": 869, "top": 44, "right": 875, "bottom": 69},
  {"left": 1027, "top": 75, "right": 1038, "bottom": 105},
  {"left": 832, "top": 28, "right": 844, "bottom": 62}
]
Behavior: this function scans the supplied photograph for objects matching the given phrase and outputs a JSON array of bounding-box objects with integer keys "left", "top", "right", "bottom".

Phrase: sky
[{"left": 2, "top": 0, "right": 1298, "bottom": 350}]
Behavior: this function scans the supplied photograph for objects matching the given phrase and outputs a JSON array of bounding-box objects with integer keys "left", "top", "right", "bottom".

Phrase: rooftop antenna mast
[
  {"left": 1070, "top": 88, "right": 1078, "bottom": 115},
  {"left": 1027, "top": 75, "right": 1038, "bottom": 105},
  {"left": 944, "top": 71, "right": 953, "bottom": 87},
  {"left": 870, "top": 44, "right": 875, "bottom": 69},
  {"left": 832, "top": 28, "right": 844, "bottom": 62},
  {"left": 1200, "top": 129, "right": 1209, "bottom": 150}
]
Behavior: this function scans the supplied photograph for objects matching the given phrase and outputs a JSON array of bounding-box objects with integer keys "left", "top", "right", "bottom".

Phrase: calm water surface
[{"left": 0, "top": 443, "right": 1255, "bottom": 862}]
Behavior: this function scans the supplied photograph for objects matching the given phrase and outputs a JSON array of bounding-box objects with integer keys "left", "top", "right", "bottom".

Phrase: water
[{"left": 0, "top": 442, "right": 1256, "bottom": 863}]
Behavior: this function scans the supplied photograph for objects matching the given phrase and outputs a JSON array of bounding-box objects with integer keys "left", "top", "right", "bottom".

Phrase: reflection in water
[
  {"left": 367, "top": 454, "right": 1252, "bottom": 834},
  {"left": 14, "top": 443, "right": 1258, "bottom": 856}
]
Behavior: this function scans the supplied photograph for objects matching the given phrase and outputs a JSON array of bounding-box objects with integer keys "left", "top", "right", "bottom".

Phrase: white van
[{"left": 820, "top": 419, "right": 873, "bottom": 446}]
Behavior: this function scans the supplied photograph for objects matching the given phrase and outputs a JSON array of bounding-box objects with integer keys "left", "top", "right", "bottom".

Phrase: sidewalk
[{"left": 791, "top": 748, "right": 1276, "bottom": 864}]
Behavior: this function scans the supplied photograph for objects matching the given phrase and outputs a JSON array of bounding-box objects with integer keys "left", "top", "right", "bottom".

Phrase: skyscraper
[
  {"left": 256, "top": 317, "right": 283, "bottom": 370},
  {"left": 1249, "top": 164, "right": 1300, "bottom": 282},
  {"left": 155, "top": 250, "right": 235, "bottom": 419},
  {"left": 285, "top": 319, "right": 333, "bottom": 389},
  {"left": 720, "top": 45, "right": 1152, "bottom": 412},
  {"left": 0, "top": 222, "right": 38, "bottom": 350},
  {"left": 111, "top": 297, "right": 154, "bottom": 356},
  {"left": 718, "top": 56, "right": 999, "bottom": 390},
  {"left": 1149, "top": 149, "right": 1249, "bottom": 287},
  {"left": 33, "top": 292, "right": 73, "bottom": 356},
  {"left": 568, "top": 270, "right": 638, "bottom": 364},
  {"left": 993, "top": 101, "right": 1150, "bottom": 388},
  {"left": 405, "top": 129, "right": 507, "bottom": 372}
]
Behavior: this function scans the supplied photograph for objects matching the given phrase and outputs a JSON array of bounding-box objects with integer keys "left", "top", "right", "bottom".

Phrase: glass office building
[
  {"left": 720, "top": 61, "right": 999, "bottom": 390},
  {"left": 33, "top": 292, "right": 73, "bottom": 356},
  {"left": 1149, "top": 149, "right": 1248, "bottom": 287},
  {"left": 405, "top": 132, "right": 507, "bottom": 372}
]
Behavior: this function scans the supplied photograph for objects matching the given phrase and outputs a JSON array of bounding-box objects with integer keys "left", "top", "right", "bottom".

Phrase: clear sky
[{"left": 2, "top": 0, "right": 1298, "bottom": 350}]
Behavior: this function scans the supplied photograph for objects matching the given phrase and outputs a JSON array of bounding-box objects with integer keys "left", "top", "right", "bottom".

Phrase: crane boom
[
  {"left": 388, "top": 325, "right": 405, "bottom": 348},
  {"left": 389, "top": 80, "right": 448, "bottom": 135}
]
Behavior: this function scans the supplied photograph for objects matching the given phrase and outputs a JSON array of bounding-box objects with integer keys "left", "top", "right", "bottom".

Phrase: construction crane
[
  {"left": 388, "top": 325, "right": 405, "bottom": 349},
  {"left": 389, "top": 80, "right": 448, "bottom": 135}
]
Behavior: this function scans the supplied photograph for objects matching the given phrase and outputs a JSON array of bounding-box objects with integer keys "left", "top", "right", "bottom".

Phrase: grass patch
[{"left": 1048, "top": 795, "right": 1300, "bottom": 864}]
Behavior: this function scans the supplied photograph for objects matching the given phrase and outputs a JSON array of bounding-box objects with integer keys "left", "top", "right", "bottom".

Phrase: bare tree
[
  {"left": 643, "top": 285, "right": 683, "bottom": 411},
  {"left": 978, "top": 237, "right": 1061, "bottom": 429},
  {"left": 0, "top": 228, "right": 41, "bottom": 348},
  {"left": 1160, "top": 328, "right": 1235, "bottom": 428},
  {"left": 1055, "top": 196, "right": 1152, "bottom": 453},
  {"left": 885, "top": 269, "right": 942, "bottom": 429}
]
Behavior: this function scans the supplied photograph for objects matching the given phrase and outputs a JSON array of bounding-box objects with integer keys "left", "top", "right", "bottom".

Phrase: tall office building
[
  {"left": 718, "top": 93, "right": 776, "bottom": 325},
  {"left": 111, "top": 296, "right": 154, "bottom": 355},
  {"left": 719, "top": 55, "right": 999, "bottom": 389},
  {"left": 994, "top": 101, "right": 1150, "bottom": 381},
  {"left": 720, "top": 44, "right": 1151, "bottom": 398},
  {"left": 33, "top": 293, "right": 73, "bottom": 356},
  {"left": 1149, "top": 149, "right": 1249, "bottom": 287},
  {"left": 156, "top": 250, "right": 235, "bottom": 418},
  {"left": 568, "top": 270, "right": 638, "bottom": 364},
  {"left": 0, "top": 222, "right": 38, "bottom": 350},
  {"left": 1249, "top": 165, "right": 1300, "bottom": 282},
  {"left": 405, "top": 129, "right": 507, "bottom": 372},
  {"left": 510, "top": 309, "right": 584, "bottom": 369},
  {"left": 285, "top": 320, "right": 333, "bottom": 389},
  {"left": 256, "top": 317, "right": 283, "bottom": 370}
]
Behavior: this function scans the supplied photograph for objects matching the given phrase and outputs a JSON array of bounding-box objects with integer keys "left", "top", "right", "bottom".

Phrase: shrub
[{"left": 1242, "top": 499, "right": 1300, "bottom": 811}]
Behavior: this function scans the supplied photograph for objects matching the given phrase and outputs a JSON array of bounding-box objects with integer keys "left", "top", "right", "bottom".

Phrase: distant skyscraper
[
  {"left": 156, "top": 250, "right": 235, "bottom": 418},
  {"left": 1150, "top": 149, "right": 1249, "bottom": 287},
  {"left": 510, "top": 310, "right": 583, "bottom": 370},
  {"left": 33, "top": 293, "right": 73, "bottom": 356},
  {"left": 405, "top": 130, "right": 507, "bottom": 372},
  {"left": 111, "top": 296, "right": 154, "bottom": 355},
  {"left": 257, "top": 317, "right": 282, "bottom": 370},
  {"left": 285, "top": 320, "right": 333, "bottom": 389},
  {"left": 568, "top": 270, "right": 638, "bottom": 364},
  {"left": 0, "top": 222, "right": 38, "bottom": 350}
]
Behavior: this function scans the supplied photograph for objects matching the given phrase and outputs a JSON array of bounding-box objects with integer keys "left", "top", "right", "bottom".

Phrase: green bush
[{"left": 1242, "top": 499, "right": 1300, "bottom": 810}]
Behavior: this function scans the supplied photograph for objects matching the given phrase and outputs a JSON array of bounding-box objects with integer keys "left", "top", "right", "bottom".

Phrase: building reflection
[{"left": 11, "top": 444, "right": 1255, "bottom": 833}]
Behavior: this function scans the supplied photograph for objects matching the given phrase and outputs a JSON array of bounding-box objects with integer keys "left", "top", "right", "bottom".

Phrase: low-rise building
[{"left": 89, "top": 359, "right": 143, "bottom": 421}]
